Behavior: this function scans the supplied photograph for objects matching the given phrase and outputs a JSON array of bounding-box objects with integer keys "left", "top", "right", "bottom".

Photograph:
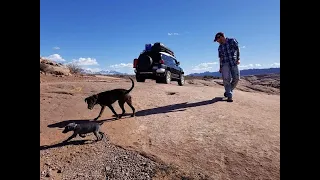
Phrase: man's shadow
[{"left": 135, "top": 97, "right": 225, "bottom": 117}]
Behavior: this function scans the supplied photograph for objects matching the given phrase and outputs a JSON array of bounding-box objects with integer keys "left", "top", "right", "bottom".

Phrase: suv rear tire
[
  {"left": 178, "top": 74, "right": 185, "bottom": 86},
  {"left": 164, "top": 71, "right": 171, "bottom": 84},
  {"left": 155, "top": 78, "right": 162, "bottom": 83},
  {"left": 136, "top": 76, "right": 145, "bottom": 82}
]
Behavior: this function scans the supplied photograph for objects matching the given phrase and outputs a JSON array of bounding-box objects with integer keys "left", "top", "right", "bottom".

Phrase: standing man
[{"left": 213, "top": 32, "right": 240, "bottom": 102}]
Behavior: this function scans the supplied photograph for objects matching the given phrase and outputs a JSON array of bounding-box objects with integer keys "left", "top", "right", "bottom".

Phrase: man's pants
[{"left": 221, "top": 63, "right": 240, "bottom": 98}]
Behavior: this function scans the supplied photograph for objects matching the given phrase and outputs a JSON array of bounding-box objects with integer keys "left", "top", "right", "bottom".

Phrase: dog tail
[{"left": 125, "top": 77, "right": 134, "bottom": 94}]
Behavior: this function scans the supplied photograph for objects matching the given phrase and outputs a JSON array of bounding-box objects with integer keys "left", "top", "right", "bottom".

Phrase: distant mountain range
[
  {"left": 81, "top": 67, "right": 280, "bottom": 77},
  {"left": 188, "top": 68, "right": 280, "bottom": 77},
  {"left": 81, "top": 69, "right": 128, "bottom": 75}
]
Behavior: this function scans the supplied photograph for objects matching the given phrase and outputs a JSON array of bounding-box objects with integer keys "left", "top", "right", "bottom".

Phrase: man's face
[{"left": 216, "top": 36, "right": 224, "bottom": 44}]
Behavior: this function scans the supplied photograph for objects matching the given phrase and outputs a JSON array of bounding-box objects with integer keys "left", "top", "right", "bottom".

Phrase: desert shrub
[
  {"left": 187, "top": 80, "right": 194, "bottom": 84},
  {"left": 184, "top": 76, "right": 193, "bottom": 80},
  {"left": 203, "top": 75, "right": 220, "bottom": 80},
  {"left": 203, "top": 75, "right": 213, "bottom": 79},
  {"left": 66, "top": 63, "right": 83, "bottom": 74}
]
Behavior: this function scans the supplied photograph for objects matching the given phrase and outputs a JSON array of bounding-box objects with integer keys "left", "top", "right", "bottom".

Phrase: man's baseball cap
[{"left": 214, "top": 32, "right": 224, "bottom": 42}]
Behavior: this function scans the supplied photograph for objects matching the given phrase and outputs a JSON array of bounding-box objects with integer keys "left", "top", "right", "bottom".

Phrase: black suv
[{"left": 133, "top": 42, "right": 185, "bottom": 86}]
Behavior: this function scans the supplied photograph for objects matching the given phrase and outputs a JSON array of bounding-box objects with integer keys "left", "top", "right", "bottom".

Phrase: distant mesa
[
  {"left": 188, "top": 68, "right": 280, "bottom": 77},
  {"left": 81, "top": 69, "right": 128, "bottom": 75}
]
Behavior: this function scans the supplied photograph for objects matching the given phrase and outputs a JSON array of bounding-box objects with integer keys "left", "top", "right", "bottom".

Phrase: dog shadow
[
  {"left": 111, "top": 113, "right": 135, "bottom": 118},
  {"left": 135, "top": 97, "right": 225, "bottom": 117},
  {"left": 40, "top": 140, "right": 93, "bottom": 151},
  {"left": 47, "top": 118, "right": 115, "bottom": 129}
]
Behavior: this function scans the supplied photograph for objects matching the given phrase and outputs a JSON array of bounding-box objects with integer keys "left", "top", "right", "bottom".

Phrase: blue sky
[{"left": 40, "top": 0, "right": 280, "bottom": 75}]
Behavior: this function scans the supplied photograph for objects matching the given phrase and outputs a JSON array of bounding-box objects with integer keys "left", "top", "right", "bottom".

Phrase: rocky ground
[{"left": 40, "top": 138, "right": 194, "bottom": 180}]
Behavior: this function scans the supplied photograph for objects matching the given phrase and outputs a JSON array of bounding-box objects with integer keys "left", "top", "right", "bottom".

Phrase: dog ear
[
  {"left": 93, "top": 94, "right": 98, "bottom": 99},
  {"left": 84, "top": 98, "right": 87, "bottom": 103}
]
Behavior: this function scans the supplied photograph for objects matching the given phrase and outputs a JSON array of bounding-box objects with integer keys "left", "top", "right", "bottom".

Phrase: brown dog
[{"left": 85, "top": 77, "right": 135, "bottom": 120}]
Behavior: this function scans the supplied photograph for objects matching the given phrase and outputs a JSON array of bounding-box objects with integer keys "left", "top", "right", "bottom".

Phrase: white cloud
[
  {"left": 168, "top": 32, "right": 180, "bottom": 36},
  {"left": 83, "top": 67, "right": 101, "bottom": 72},
  {"left": 71, "top": 57, "right": 99, "bottom": 66},
  {"left": 53, "top": 46, "right": 60, "bottom": 50},
  {"left": 271, "top": 62, "right": 280, "bottom": 67},
  {"left": 109, "top": 63, "right": 134, "bottom": 74},
  {"left": 238, "top": 63, "right": 264, "bottom": 70},
  {"left": 239, "top": 64, "right": 252, "bottom": 68},
  {"left": 192, "top": 62, "right": 218, "bottom": 71},
  {"left": 241, "top": 46, "right": 246, "bottom": 49},
  {"left": 110, "top": 63, "right": 133, "bottom": 68},
  {"left": 43, "top": 54, "right": 65, "bottom": 62}
]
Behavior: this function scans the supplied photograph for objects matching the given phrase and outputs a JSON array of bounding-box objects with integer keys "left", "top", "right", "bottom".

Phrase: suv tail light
[
  {"left": 133, "top": 58, "right": 138, "bottom": 68},
  {"left": 159, "top": 59, "right": 164, "bottom": 64}
]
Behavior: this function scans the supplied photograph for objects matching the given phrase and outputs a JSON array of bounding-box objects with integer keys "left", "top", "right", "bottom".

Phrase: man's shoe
[
  {"left": 227, "top": 97, "right": 233, "bottom": 102},
  {"left": 224, "top": 92, "right": 227, "bottom": 97}
]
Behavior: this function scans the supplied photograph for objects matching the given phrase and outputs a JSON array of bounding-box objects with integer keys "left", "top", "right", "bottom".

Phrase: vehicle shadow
[{"left": 135, "top": 97, "right": 225, "bottom": 117}]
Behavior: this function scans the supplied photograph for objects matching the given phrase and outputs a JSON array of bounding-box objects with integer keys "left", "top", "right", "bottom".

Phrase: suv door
[
  {"left": 168, "top": 56, "right": 180, "bottom": 78},
  {"left": 172, "top": 57, "right": 180, "bottom": 74},
  {"left": 161, "top": 54, "right": 171, "bottom": 69},
  {"left": 161, "top": 54, "right": 179, "bottom": 77}
]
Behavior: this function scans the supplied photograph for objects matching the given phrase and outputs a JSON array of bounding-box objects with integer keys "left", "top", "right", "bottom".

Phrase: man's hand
[{"left": 236, "top": 60, "right": 240, "bottom": 65}]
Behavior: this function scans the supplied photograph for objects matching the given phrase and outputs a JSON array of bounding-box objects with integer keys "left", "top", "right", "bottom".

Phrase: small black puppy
[{"left": 62, "top": 121, "right": 105, "bottom": 142}]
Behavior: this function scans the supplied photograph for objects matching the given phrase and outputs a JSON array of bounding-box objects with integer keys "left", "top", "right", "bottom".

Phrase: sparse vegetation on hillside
[
  {"left": 66, "top": 63, "right": 83, "bottom": 74},
  {"left": 40, "top": 57, "right": 72, "bottom": 76},
  {"left": 40, "top": 57, "right": 89, "bottom": 76},
  {"left": 185, "top": 75, "right": 221, "bottom": 80}
]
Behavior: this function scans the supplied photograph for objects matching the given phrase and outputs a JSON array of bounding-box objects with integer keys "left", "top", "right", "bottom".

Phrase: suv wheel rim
[
  {"left": 181, "top": 75, "right": 184, "bottom": 84},
  {"left": 166, "top": 72, "right": 171, "bottom": 83}
]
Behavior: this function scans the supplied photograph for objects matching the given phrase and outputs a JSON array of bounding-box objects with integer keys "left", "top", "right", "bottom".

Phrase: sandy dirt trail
[{"left": 40, "top": 78, "right": 280, "bottom": 179}]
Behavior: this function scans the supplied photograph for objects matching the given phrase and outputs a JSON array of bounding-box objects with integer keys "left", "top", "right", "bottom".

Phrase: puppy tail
[
  {"left": 98, "top": 121, "right": 105, "bottom": 125},
  {"left": 124, "top": 77, "right": 134, "bottom": 94}
]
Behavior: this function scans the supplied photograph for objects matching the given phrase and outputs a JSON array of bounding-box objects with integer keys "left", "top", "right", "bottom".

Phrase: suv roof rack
[{"left": 147, "top": 42, "right": 175, "bottom": 56}]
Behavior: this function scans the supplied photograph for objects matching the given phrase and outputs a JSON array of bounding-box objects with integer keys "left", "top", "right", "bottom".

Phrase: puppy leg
[
  {"left": 126, "top": 96, "right": 135, "bottom": 117},
  {"left": 107, "top": 105, "right": 119, "bottom": 119},
  {"left": 94, "top": 105, "right": 106, "bottom": 120},
  {"left": 63, "top": 133, "right": 77, "bottom": 143},
  {"left": 93, "top": 131, "right": 101, "bottom": 141},
  {"left": 98, "top": 132, "right": 105, "bottom": 140},
  {"left": 118, "top": 99, "right": 126, "bottom": 118}
]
